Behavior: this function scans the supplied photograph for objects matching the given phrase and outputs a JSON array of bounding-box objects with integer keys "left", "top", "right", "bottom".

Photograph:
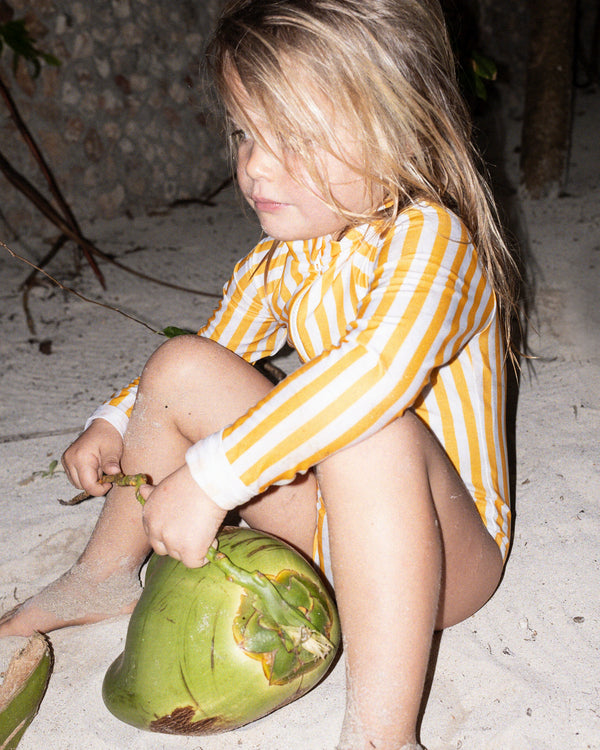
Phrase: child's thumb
[{"left": 102, "top": 459, "right": 121, "bottom": 476}]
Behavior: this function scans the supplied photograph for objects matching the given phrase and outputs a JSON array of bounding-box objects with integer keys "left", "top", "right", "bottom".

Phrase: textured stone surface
[{"left": 0, "top": 0, "right": 228, "bottom": 236}]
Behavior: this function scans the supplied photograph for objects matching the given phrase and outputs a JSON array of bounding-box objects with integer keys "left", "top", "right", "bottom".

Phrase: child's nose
[{"left": 244, "top": 140, "right": 279, "bottom": 180}]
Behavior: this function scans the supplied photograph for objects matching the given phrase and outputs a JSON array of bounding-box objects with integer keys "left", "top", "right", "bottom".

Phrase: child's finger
[
  {"left": 99, "top": 446, "right": 122, "bottom": 476},
  {"left": 78, "top": 465, "right": 112, "bottom": 496},
  {"left": 151, "top": 539, "right": 169, "bottom": 557},
  {"left": 101, "top": 460, "right": 122, "bottom": 476}
]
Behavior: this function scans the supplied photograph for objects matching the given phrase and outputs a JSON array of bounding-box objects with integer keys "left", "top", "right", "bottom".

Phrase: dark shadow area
[
  {"left": 417, "top": 630, "right": 443, "bottom": 748},
  {"left": 475, "top": 96, "right": 533, "bottom": 561},
  {"left": 440, "top": 0, "right": 536, "bottom": 551}
]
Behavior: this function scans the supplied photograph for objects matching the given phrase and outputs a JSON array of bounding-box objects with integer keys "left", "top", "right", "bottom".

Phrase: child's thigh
[
  {"left": 420, "top": 418, "right": 504, "bottom": 628},
  {"left": 317, "top": 411, "right": 503, "bottom": 628},
  {"left": 239, "top": 472, "right": 319, "bottom": 560}
]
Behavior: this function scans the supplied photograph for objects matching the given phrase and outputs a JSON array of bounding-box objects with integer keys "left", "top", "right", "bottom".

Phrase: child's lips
[{"left": 252, "top": 195, "right": 286, "bottom": 212}]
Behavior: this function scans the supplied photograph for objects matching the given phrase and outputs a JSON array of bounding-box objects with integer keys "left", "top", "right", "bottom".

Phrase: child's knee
[
  {"left": 141, "top": 335, "right": 216, "bottom": 390},
  {"left": 139, "top": 335, "right": 269, "bottom": 407}
]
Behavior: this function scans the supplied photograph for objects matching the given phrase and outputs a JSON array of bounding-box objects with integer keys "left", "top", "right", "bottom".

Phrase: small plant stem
[
  {"left": 205, "top": 547, "right": 333, "bottom": 656},
  {"left": 61, "top": 472, "right": 148, "bottom": 506},
  {"left": 101, "top": 472, "right": 148, "bottom": 504}
]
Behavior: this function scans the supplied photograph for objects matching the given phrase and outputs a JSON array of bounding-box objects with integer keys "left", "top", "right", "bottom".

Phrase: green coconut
[
  {"left": 102, "top": 526, "right": 340, "bottom": 735},
  {"left": 0, "top": 633, "right": 52, "bottom": 749}
]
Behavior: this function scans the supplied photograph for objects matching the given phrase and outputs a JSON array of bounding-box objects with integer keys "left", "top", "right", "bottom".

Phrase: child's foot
[{"left": 0, "top": 558, "right": 142, "bottom": 637}]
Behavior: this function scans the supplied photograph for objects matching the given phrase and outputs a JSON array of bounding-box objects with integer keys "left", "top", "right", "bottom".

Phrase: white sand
[{"left": 0, "top": 89, "right": 598, "bottom": 749}]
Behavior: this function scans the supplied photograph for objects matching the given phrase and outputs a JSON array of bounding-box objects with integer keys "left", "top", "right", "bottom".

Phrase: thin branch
[
  {"left": 21, "top": 234, "right": 68, "bottom": 335},
  {"left": 169, "top": 176, "right": 233, "bottom": 208},
  {"left": 0, "top": 148, "right": 222, "bottom": 298},
  {"left": 2, "top": 239, "right": 163, "bottom": 335},
  {"left": 86, "top": 245, "right": 223, "bottom": 298},
  {"left": 0, "top": 72, "right": 105, "bottom": 286},
  {"left": 0, "top": 148, "right": 100, "bottom": 256}
]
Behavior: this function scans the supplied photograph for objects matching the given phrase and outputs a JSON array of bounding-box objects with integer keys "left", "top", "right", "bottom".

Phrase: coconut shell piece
[{"left": 0, "top": 633, "right": 53, "bottom": 749}]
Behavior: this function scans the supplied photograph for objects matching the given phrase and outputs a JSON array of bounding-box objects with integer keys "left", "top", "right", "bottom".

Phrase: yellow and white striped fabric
[{"left": 91, "top": 202, "right": 511, "bottom": 565}]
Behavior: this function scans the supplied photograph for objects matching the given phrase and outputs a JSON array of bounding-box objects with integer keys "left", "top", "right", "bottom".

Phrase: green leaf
[
  {"left": 161, "top": 326, "right": 195, "bottom": 338},
  {"left": 0, "top": 18, "right": 61, "bottom": 78},
  {"left": 41, "top": 52, "right": 60, "bottom": 68},
  {"left": 41, "top": 459, "right": 59, "bottom": 477},
  {"left": 470, "top": 50, "right": 497, "bottom": 82},
  {"left": 474, "top": 75, "right": 487, "bottom": 101}
]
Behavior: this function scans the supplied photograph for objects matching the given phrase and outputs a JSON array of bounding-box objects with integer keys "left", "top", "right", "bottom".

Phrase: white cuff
[
  {"left": 185, "top": 430, "right": 254, "bottom": 511},
  {"left": 84, "top": 404, "right": 130, "bottom": 438}
]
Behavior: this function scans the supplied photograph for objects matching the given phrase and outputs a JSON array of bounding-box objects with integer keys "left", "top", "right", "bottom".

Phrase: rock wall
[{"left": 0, "top": 0, "right": 228, "bottom": 238}]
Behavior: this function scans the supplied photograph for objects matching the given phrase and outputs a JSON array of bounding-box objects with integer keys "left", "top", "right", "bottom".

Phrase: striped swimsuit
[{"left": 90, "top": 202, "right": 511, "bottom": 580}]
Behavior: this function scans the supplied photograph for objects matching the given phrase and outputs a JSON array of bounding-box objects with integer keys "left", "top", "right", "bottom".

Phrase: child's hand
[
  {"left": 139, "top": 463, "right": 227, "bottom": 568},
  {"left": 62, "top": 419, "right": 123, "bottom": 496}
]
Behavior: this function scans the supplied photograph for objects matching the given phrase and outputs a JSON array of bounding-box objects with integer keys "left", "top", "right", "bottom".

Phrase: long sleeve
[
  {"left": 85, "top": 241, "right": 286, "bottom": 435},
  {"left": 84, "top": 378, "right": 140, "bottom": 435},
  {"left": 186, "top": 204, "right": 503, "bottom": 513}
]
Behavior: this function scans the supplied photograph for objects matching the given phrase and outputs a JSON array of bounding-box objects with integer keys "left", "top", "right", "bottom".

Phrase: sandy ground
[{"left": 0, "top": 86, "right": 599, "bottom": 749}]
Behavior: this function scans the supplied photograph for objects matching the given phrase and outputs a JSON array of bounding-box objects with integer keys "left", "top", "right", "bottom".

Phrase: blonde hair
[{"left": 207, "top": 0, "right": 522, "bottom": 354}]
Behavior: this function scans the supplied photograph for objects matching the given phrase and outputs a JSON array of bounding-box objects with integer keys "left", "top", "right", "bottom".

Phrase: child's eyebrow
[{"left": 225, "top": 108, "right": 255, "bottom": 135}]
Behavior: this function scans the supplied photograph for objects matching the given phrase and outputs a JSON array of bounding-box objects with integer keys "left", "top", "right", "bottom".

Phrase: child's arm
[
  {"left": 84, "top": 238, "right": 287, "bottom": 438},
  {"left": 62, "top": 240, "right": 285, "bottom": 493},
  {"left": 186, "top": 205, "right": 498, "bottom": 512},
  {"left": 198, "top": 238, "right": 289, "bottom": 361},
  {"left": 83, "top": 377, "right": 140, "bottom": 438}
]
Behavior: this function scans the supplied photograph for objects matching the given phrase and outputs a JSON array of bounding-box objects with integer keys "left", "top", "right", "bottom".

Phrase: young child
[{"left": 0, "top": 1, "right": 521, "bottom": 748}]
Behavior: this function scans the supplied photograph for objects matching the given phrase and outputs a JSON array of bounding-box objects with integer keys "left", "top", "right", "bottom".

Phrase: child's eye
[{"left": 229, "top": 128, "right": 248, "bottom": 146}]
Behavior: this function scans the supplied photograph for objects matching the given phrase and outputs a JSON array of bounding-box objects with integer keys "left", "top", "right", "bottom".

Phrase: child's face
[{"left": 230, "top": 87, "right": 375, "bottom": 241}]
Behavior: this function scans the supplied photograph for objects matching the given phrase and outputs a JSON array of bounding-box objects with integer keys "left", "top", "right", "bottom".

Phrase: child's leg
[
  {"left": 0, "top": 481, "right": 150, "bottom": 636},
  {"left": 0, "top": 336, "right": 316, "bottom": 636},
  {"left": 317, "top": 411, "right": 503, "bottom": 750}
]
